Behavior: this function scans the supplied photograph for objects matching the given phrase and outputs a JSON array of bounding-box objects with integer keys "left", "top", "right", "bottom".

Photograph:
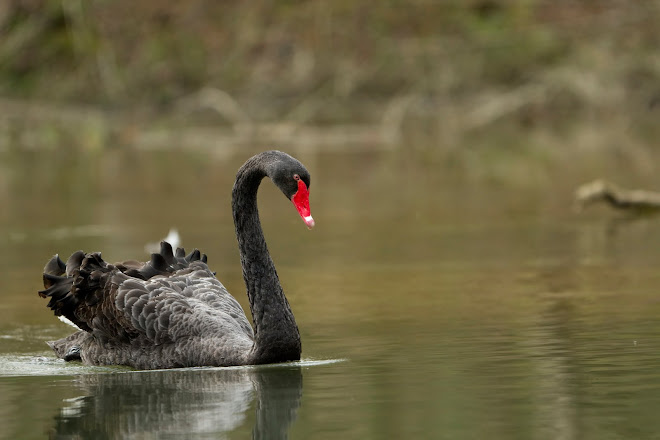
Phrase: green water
[{"left": 2, "top": 146, "right": 660, "bottom": 439}]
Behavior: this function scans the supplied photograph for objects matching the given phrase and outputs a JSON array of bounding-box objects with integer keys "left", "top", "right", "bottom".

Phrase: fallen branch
[{"left": 575, "top": 179, "right": 660, "bottom": 214}]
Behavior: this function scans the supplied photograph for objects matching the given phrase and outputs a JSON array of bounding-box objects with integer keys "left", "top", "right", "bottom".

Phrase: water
[{"left": 2, "top": 146, "right": 660, "bottom": 439}]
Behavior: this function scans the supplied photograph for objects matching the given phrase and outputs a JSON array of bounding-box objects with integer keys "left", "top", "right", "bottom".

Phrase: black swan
[{"left": 38, "top": 151, "right": 314, "bottom": 369}]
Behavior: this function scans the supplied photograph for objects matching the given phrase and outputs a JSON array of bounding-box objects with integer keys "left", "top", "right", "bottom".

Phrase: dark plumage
[{"left": 38, "top": 151, "right": 314, "bottom": 369}]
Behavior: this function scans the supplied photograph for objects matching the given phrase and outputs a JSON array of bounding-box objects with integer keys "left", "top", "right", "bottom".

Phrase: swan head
[{"left": 267, "top": 152, "right": 314, "bottom": 229}]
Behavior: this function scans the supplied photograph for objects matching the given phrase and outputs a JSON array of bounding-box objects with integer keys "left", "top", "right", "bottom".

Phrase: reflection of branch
[
  {"left": 575, "top": 179, "right": 660, "bottom": 214},
  {"left": 51, "top": 366, "right": 303, "bottom": 439}
]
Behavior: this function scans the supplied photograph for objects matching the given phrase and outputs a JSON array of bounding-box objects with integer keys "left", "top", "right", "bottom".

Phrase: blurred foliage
[{"left": 0, "top": 0, "right": 658, "bottom": 151}]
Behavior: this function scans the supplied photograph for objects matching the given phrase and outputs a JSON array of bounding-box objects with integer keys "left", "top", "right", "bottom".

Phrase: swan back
[{"left": 39, "top": 242, "right": 254, "bottom": 368}]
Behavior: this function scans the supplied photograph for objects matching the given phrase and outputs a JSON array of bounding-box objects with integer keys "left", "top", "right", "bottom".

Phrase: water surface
[{"left": 2, "top": 146, "right": 660, "bottom": 439}]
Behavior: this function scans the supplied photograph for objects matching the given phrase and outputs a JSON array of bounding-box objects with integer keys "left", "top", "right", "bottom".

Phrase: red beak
[{"left": 291, "top": 180, "right": 315, "bottom": 229}]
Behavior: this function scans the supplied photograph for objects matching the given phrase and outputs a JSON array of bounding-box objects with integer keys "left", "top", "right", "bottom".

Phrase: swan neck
[{"left": 232, "top": 159, "right": 301, "bottom": 363}]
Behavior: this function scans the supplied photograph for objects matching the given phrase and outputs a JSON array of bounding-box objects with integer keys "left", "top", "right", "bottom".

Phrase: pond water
[{"left": 2, "top": 145, "right": 660, "bottom": 439}]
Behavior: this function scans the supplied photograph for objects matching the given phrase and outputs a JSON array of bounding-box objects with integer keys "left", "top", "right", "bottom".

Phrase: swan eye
[{"left": 293, "top": 174, "right": 300, "bottom": 181}]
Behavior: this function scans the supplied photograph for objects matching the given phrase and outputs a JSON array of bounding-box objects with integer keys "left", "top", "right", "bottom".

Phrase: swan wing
[{"left": 39, "top": 242, "right": 254, "bottom": 345}]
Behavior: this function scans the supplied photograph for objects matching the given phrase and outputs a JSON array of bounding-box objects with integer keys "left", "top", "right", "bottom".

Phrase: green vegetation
[{"left": 0, "top": 1, "right": 658, "bottom": 153}]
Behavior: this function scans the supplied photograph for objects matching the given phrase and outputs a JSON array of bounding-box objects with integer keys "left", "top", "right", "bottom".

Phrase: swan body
[{"left": 38, "top": 151, "right": 313, "bottom": 369}]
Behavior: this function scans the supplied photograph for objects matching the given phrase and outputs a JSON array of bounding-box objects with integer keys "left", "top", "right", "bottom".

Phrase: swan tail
[
  {"left": 39, "top": 253, "right": 90, "bottom": 332},
  {"left": 38, "top": 251, "right": 114, "bottom": 333}
]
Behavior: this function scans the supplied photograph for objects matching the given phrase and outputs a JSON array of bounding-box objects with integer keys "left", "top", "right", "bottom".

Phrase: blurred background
[
  {"left": 0, "top": 0, "right": 658, "bottom": 162},
  {"left": 3, "top": 2, "right": 660, "bottom": 440}
]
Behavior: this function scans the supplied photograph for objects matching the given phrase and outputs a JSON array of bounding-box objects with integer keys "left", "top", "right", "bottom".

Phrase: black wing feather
[{"left": 38, "top": 242, "right": 250, "bottom": 345}]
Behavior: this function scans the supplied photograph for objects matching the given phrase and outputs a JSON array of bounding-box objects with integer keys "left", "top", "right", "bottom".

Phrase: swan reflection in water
[{"left": 50, "top": 365, "right": 303, "bottom": 439}]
